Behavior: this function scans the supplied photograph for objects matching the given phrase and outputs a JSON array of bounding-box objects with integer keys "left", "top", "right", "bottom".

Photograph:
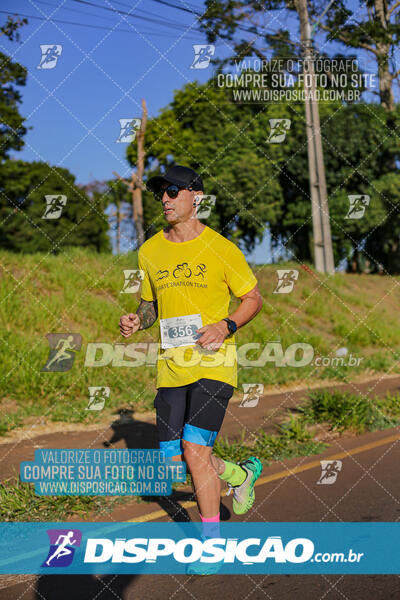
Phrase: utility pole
[
  {"left": 295, "top": 0, "right": 335, "bottom": 275},
  {"left": 113, "top": 98, "right": 148, "bottom": 249},
  {"left": 109, "top": 198, "right": 130, "bottom": 254}
]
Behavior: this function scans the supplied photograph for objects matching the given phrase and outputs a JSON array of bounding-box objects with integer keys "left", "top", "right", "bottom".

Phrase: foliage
[
  {"left": 214, "top": 420, "right": 326, "bottom": 465},
  {"left": 128, "top": 76, "right": 400, "bottom": 269},
  {"left": 127, "top": 81, "right": 285, "bottom": 253},
  {"left": 0, "top": 477, "right": 120, "bottom": 521},
  {"left": 300, "top": 389, "right": 400, "bottom": 433},
  {"left": 0, "top": 51, "right": 28, "bottom": 161},
  {"left": 0, "top": 160, "right": 111, "bottom": 253}
]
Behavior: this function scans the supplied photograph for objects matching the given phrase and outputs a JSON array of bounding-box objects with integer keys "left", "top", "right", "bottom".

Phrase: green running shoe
[
  {"left": 186, "top": 537, "right": 224, "bottom": 576},
  {"left": 226, "top": 456, "right": 263, "bottom": 515},
  {"left": 186, "top": 559, "right": 223, "bottom": 576}
]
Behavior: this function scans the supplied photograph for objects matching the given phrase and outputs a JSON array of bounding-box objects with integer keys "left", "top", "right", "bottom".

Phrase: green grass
[
  {"left": 215, "top": 389, "right": 400, "bottom": 463},
  {"left": 300, "top": 389, "right": 400, "bottom": 434},
  {"left": 0, "top": 413, "right": 23, "bottom": 436},
  {"left": 3, "top": 389, "right": 400, "bottom": 520},
  {"left": 214, "top": 416, "right": 327, "bottom": 465},
  {"left": 0, "top": 477, "right": 122, "bottom": 521},
  {"left": 1, "top": 248, "right": 400, "bottom": 434}
]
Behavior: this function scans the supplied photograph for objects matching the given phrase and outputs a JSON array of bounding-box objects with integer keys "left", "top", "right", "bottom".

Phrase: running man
[
  {"left": 43, "top": 335, "right": 77, "bottom": 371},
  {"left": 119, "top": 166, "right": 263, "bottom": 561},
  {"left": 45, "top": 531, "right": 77, "bottom": 566}
]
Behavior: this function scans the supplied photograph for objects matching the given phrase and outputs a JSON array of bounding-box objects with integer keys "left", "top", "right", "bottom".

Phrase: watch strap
[{"left": 223, "top": 318, "right": 237, "bottom": 336}]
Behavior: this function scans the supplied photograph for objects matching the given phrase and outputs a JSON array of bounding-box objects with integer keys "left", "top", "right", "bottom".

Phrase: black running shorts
[{"left": 154, "top": 378, "right": 234, "bottom": 457}]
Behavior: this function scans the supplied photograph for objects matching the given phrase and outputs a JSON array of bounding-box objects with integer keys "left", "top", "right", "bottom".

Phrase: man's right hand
[{"left": 119, "top": 313, "right": 141, "bottom": 338}]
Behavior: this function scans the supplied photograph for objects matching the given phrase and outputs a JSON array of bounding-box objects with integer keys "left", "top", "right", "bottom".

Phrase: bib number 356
[
  {"left": 160, "top": 314, "right": 203, "bottom": 349},
  {"left": 168, "top": 325, "right": 197, "bottom": 339}
]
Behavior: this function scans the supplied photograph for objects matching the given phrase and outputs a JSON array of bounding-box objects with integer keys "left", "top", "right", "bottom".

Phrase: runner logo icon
[
  {"left": 42, "top": 529, "right": 82, "bottom": 567},
  {"left": 317, "top": 460, "right": 342, "bottom": 485},
  {"left": 41, "top": 333, "right": 82, "bottom": 372}
]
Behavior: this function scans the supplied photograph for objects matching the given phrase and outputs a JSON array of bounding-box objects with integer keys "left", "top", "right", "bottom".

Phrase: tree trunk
[
  {"left": 377, "top": 54, "right": 395, "bottom": 111},
  {"left": 375, "top": 0, "right": 395, "bottom": 111},
  {"left": 116, "top": 200, "right": 121, "bottom": 255},
  {"left": 132, "top": 99, "right": 148, "bottom": 248}
]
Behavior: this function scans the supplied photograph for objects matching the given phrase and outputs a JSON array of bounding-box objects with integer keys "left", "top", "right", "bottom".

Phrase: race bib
[{"left": 160, "top": 314, "right": 203, "bottom": 349}]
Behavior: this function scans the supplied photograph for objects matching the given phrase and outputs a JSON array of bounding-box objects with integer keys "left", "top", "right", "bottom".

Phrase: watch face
[{"left": 228, "top": 320, "right": 237, "bottom": 333}]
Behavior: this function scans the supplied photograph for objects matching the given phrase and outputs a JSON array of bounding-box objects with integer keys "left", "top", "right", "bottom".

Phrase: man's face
[{"left": 160, "top": 185, "right": 203, "bottom": 224}]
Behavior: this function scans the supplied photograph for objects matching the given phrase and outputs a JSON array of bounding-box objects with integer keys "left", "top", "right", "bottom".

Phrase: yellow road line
[{"left": 127, "top": 431, "right": 400, "bottom": 523}]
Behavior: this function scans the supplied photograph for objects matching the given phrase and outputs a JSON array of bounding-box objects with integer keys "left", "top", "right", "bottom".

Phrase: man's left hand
[{"left": 195, "top": 321, "right": 229, "bottom": 351}]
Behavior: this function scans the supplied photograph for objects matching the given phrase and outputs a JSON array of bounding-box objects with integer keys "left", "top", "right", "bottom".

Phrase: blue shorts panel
[
  {"left": 159, "top": 439, "right": 183, "bottom": 458},
  {"left": 154, "top": 378, "right": 234, "bottom": 448},
  {"left": 182, "top": 423, "right": 218, "bottom": 447}
]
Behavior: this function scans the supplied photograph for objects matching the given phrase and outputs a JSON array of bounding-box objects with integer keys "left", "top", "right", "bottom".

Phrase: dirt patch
[
  {"left": 0, "top": 399, "right": 20, "bottom": 414},
  {"left": 1, "top": 373, "right": 399, "bottom": 445},
  {"left": 0, "top": 410, "right": 156, "bottom": 445},
  {"left": 0, "top": 575, "right": 37, "bottom": 590},
  {"left": 89, "top": 288, "right": 118, "bottom": 302}
]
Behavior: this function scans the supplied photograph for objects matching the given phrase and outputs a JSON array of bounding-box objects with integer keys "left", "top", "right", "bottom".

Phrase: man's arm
[
  {"left": 195, "top": 284, "right": 263, "bottom": 349},
  {"left": 119, "top": 299, "right": 158, "bottom": 338},
  {"left": 137, "top": 298, "right": 158, "bottom": 330},
  {"left": 224, "top": 284, "right": 263, "bottom": 332}
]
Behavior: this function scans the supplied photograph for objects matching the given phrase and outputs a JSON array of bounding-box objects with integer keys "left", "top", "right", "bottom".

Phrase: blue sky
[
  {"left": 1, "top": 0, "right": 235, "bottom": 183},
  {"left": 1, "top": 0, "right": 283, "bottom": 260},
  {"left": 1, "top": 1, "right": 395, "bottom": 261}
]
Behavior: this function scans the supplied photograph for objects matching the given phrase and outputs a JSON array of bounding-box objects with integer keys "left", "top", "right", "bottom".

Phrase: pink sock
[
  {"left": 200, "top": 512, "right": 220, "bottom": 522},
  {"left": 200, "top": 512, "right": 220, "bottom": 538}
]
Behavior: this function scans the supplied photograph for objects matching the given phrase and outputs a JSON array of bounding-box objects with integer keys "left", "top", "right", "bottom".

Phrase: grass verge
[
  {"left": 3, "top": 390, "right": 400, "bottom": 520},
  {"left": 300, "top": 389, "right": 400, "bottom": 434},
  {"left": 214, "top": 390, "right": 400, "bottom": 463},
  {"left": 2, "top": 249, "right": 400, "bottom": 435},
  {"left": 0, "top": 478, "right": 125, "bottom": 521},
  {"left": 214, "top": 417, "right": 327, "bottom": 464}
]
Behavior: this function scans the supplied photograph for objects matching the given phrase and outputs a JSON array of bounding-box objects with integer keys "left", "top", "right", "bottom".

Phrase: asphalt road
[{"left": 1, "top": 426, "right": 400, "bottom": 600}]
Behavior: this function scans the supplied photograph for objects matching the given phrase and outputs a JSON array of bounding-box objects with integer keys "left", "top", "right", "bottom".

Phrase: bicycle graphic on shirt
[
  {"left": 173, "top": 263, "right": 192, "bottom": 278},
  {"left": 172, "top": 263, "right": 207, "bottom": 279}
]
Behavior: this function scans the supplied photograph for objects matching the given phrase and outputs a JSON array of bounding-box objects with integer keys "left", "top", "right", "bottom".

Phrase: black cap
[{"left": 146, "top": 165, "right": 204, "bottom": 195}]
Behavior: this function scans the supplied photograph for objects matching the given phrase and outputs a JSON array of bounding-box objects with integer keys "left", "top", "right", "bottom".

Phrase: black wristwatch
[{"left": 223, "top": 318, "right": 237, "bottom": 337}]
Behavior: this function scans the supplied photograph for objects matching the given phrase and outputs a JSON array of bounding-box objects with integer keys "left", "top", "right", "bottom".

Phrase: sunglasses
[{"left": 156, "top": 183, "right": 192, "bottom": 200}]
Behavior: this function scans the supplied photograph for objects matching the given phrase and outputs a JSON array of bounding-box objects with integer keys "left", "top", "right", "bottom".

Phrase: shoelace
[
  {"left": 226, "top": 483, "right": 233, "bottom": 496},
  {"left": 225, "top": 465, "right": 250, "bottom": 496}
]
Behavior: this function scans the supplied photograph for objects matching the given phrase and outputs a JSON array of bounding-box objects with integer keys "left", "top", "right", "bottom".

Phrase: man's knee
[{"left": 182, "top": 441, "right": 211, "bottom": 472}]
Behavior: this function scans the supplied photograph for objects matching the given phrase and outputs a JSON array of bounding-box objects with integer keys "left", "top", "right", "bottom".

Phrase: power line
[
  {"left": 113, "top": 0, "right": 205, "bottom": 18},
  {"left": 16, "top": 0, "right": 295, "bottom": 52},
  {"left": 106, "top": 0, "right": 198, "bottom": 26},
  {"left": 28, "top": 0, "right": 119, "bottom": 22},
  {"left": 151, "top": 0, "right": 203, "bottom": 17},
  {"left": 72, "top": 0, "right": 199, "bottom": 32},
  {"left": 33, "top": 0, "right": 199, "bottom": 33},
  {"left": 0, "top": 8, "right": 201, "bottom": 38},
  {"left": 149, "top": 0, "right": 304, "bottom": 47}
]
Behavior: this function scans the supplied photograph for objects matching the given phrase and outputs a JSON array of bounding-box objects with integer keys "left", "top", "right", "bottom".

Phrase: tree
[
  {"left": 0, "top": 15, "right": 28, "bottom": 42},
  {"left": 320, "top": 0, "right": 400, "bottom": 112},
  {"left": 0, "top": 160, "right": 111, "bottom": 254},
  {"left": 127, "top": 81, "right": 284, "bottom": 252},
  {"left": 197, "top": 2, "right": 399, "bottom": 269},
  {"left": 200, "top": 0, "right": 400, "bottom": 111},
  {"left": 127, "top": 73, "right": 400, "bottom": 270},
  {"left": 363, "top": 171, "right": 400, "bottom": 273},
  {"left": 270, "top": 101, "right": 399, "bottom": 268},
  {"left": 0, "top": 16, "right": 29, "bottom": 162},
  {"left": 115, "top": 99, "right": 148, "bottom": 249}
]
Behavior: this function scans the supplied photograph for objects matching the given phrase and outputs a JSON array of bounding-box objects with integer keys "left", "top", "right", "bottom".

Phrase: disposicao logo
[
  {"left": 42, "top": 529, "right": 82, "bottom": 567},
  {"left": 83, "top": 536, "right": 314, "bottom": 564}
]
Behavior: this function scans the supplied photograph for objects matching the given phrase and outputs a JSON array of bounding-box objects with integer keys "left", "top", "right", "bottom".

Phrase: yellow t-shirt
[{"left": 138, "top": 225, "right": 258, "bottom": 389}]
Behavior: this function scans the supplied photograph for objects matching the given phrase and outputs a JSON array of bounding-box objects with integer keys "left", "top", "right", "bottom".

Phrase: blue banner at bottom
[{"left": 0, "top": 522, "right": 397, "bottom": 575}]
